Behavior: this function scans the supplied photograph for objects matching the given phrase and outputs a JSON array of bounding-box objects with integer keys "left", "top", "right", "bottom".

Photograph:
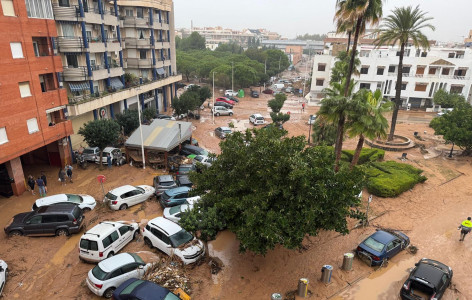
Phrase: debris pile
[{"left": 143, "top": 259, "right": 192, "bottom": 295}]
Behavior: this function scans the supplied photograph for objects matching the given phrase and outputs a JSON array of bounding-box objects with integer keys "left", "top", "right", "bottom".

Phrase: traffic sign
[{"left": 97, "top": 175, "right": 106, "bottom": 183}]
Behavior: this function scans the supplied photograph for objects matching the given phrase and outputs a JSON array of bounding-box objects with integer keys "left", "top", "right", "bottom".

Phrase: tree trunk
[
  {"left": 99, "top": 150, "right": 103, "bottom": 170},
  {"left": 185, "top": 73, "right": 190, "bottom": 82},
  {"left": 346, "top": 31, "right": 352, "bottom": 52},
  {"left": 449, "top": 143, "right": 454, "bottom": 158},
  {"left": 350, "top": 134, "right": 365, "bottom": 168},
  {"left": 334, "top": 114, "right": 345, "bottom": 172},
  {"left": 344, "top": 16, "right": 362, "bottom": 97},
  {"left": 388, "top": 42, "right": 405, "bottom": 141}
]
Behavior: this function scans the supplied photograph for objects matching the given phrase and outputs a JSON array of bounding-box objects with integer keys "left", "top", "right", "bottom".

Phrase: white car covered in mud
[
  {"left": 143, "top": 217, "right": 205, "bottom": 264},
  {"left": 32, "top": 194, "right": 96, "bottom": 212},
  {"left": 104, "top": 185, "right": 155, "bottom": 210},
  {"left": 0, "top": 260, "right": 8, "bottom": 296}
]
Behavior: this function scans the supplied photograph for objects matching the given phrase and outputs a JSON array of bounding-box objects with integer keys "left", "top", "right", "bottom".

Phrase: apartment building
[
  {"left": 51, "top": 0, "right": 180, "bottom": 148},
  {"left": 0, "top": 0, "right": 74, "bottom": 196},
  {"left": 309, "top": 43, "right": 472, "bottom": 109}
]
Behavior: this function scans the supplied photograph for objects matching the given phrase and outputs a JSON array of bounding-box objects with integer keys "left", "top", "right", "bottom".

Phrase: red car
[
  {"left": 216, "top": 97, "right": 236, "bottom": 105},
  {"left": 262, "top": 89, "right": 274, "bottom": 94}
]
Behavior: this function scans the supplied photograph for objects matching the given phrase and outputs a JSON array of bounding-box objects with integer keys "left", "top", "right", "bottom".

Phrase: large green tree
[
  {"left": 330, "top": 50, "right": 360, "bottom": 84},
  {"left": 180, "top": 32, "right": 206, "bottom": 51},
  {"left": 180, "top": 129, "right": 365, "bottom": 254},
  {"left": 78, "top": 119, "right": 120, "bottom": 167},
  {"left": 176, "top": 51, "right": 198, "bottom": 82},
  {"left": 375, "top": 5, "right": 435, "bottom": 140},
  {"left": 311, "top": 116, "right": 338, "bottom": 146},
  {"left": 171, "top": 91, "right": 199, "bottom": 120},
  {"left": 433, "top": 89, "right": 465, "bottom": 108},
  {"left": 115, "top": 109, "right": 139, "bottom": 136},
  {"left": 268, "top": 93, "right": 287, "bottom": 113}
]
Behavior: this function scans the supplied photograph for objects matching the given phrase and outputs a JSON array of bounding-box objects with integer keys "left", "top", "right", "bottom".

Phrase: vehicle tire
[
  {"left": 133, "top": 230, "right": 139, "bottom": 240},
  {"left": 229, "top": 113, "right": 233, "bottom": 116},
  {"left": 8, "top": 230, "right": 22, "bottom": 237},
  {"left": 144, "top": 237, "right": 153, "bottom": 249},
  {"left": 103, "top": 288, "right": 115, "bottom": 299},
  {"left": 82, "top": 207, "right": 92, "bottom": 213},
  {"left": 56, "top": 228, "right": 69, "bottom": 236},
  {"left": 119, "top": 204, "right": 128, "bottom": 210},
  {"left": 216, "top": 113, "right": 220, "bottom": 116},
  {"left": 107, "top": 252, "right": 114, "bottom": 258},
  {"left": 5, "top": 268, "right": 8, "bottom": 280}
]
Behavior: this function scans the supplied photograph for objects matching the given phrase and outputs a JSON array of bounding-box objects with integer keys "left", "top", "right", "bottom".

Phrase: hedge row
[
  {"left": 341, "top": 148, "right": 385, "bottom": 165},
  {"left": 365, "top": 161, "right": 427, "bottom": 197}
]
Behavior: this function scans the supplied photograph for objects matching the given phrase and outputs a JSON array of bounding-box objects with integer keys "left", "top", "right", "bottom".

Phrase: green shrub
[
  {"left": 341, "top": 148, "right": 385, "bottom": 164},
  {"left": 366, "top": 161, "right": 427, "bottom": 197}
]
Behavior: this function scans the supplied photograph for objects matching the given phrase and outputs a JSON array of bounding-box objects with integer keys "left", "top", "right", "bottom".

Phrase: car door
[
  {"left": 174, "top": 191, "right": 188, "bottom": 206},
  {"left": 386, "top": 239, "right": 402, "bottom": 258},
  {"left": 151, "top": 228, "right": 172, "bottom": 255},
  {"left": 106, "top": 267, "right": 124, "bottom": 287},
  {"left": 117, "top": 225, "right": 133, "bottom": 251},
  {"left": 121, "top": 263, "right": 141, "bottom": 280},
  {"left": 23, "top": 215, "right": 43, "bottom": 235},
  {"left": 42, "top": 214, "right": 62, "bottom": 235},
  {"left": 133, "top": 189, "right": 146, "bottom": 205}
]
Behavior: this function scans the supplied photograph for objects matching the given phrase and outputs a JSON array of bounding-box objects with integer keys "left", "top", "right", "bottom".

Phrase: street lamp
[
  {"left": 308, "top": 115, "right": 313, "bottom": 144},
  {"left": 136, "top": 81, "right": 145, "bottom": 169},
  {"left": 231, "top": 61, "right": 234, "bottom": 92},
  {"left": 212, "top": 71, "right": 216, "bottom": 124}
]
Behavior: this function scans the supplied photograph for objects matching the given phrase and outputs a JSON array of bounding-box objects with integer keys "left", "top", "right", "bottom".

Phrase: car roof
[
  {"left": 103, "top": 147, "right": 117, "bottom": 152},
  {"left": 37, "top": 203, "right": 77, "bottom": 214},
  {"left": 115, "top": 278, "right": 171, "bottom": 299},
  {"left": 110, "top": 185, "right": 136, "bottom": 195},
  {"left": 85, "top": 147, "right": 99, "bottom": 150},
  {"left": 252, "top": 113, "right": 263, "bottom": 117},
  {"left": 36, "top": 194, "right": 69, "bottom": 206},
  {"left": 165, "top": 186, "right": 190, "bottom": 195},
  {"left": 218, "top": 127, "right": 231, "bottom": 131},
  {"left": 369, "top": 230, "right": 396, "bottom": 244},
  {"left": 98, "top": 253, "right": 135, "bottom": 272},
  {"left": 148, "top": 217, "right": 183, "bottom": 236},
  {"left": 412, "top": 262, "right": 446, "bottom": 287},
  {"left": 179, "top": 164, "right": 193, "bottom": 168},
  {"left": 83, "top": 221, "right": 125, "bottom": 239},
  {"left": 158, "top": 175, "right": 174, "bottom": 182},
  {"left": 182, "top": 144, "right": 202, "bottom": 151}
]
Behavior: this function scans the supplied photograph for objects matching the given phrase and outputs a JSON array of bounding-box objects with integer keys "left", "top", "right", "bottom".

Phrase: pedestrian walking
[
  {"left": 459, "top": 217, "right": 472, "bottom": 241},
  {"left": 41, "top": 171, "right": 48, "bottom": 193},
  {"left": 36, "top": 176, "right": 46, "bottom": 197},
  {"left": 58, "top": 168, "right": 66, "bottom": 186},
  {"left": 27, "top": 175, "right": 35, "bottom": 195},
  {"left": 107, "top": 153, "right": 112, "bottom": 169},
  {"left": 302, "top": 102, "right": 306, "bottom": 112},
  {"left": 66, "top": 164, "right": 73, "bottom": 183}
]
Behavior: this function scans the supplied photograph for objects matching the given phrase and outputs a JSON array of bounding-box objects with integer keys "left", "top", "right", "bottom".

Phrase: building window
[
  {"left": 442, "top": 68, "right": 451, "bottom": 75},
  {"left": 138, "top": 29, "right": 145, "bottom": 39},
  {"left": 1, "top": 0, "right": 15, "bottom": 16},
  {"left": 39, "top": 73, "right": 56, "bottom": 93},
  {"left": 10, "top": 42, "right": 24, "bottom": 59},
  {"left": 125, "top": 9, "right": 133, "bottom": 17},
  {"left": 65, "top": 54, "right": 78, "bottom": 68},
  {"left": 0, "top": 127, "right": 8, "bottom": 145},
  {"left": 402, "top": 66, "right": 411, "bottom": 74},
  {"left": 401, "top": 82, "right": 407, "bottom": 90},
  {"left": 25, "top": 0, "right": 53, "bottom": 19},
  {"left": 58, "top": 0, "right": 69, "bottom": 7},
  {"left": 140, "top": 50, "right": 147, "bottom": 59},
  {"left": 318, "top": 64, "right": 326, "bottom": 71},
  {"left": 414, "top": 83, "right": 428, "bottom": 92},
  {"left": 27, "top": 118, "right": 39, "bottom": 134},
  {"left": 316, "top": 79, "right": 324, "bottom": 86},
  {"left": 61, "top": 24, "right": 75, "bottom": 38},
  {"left": 359, "top": 83, "right": 371, "bottom": 89},
  {"left": 421, "top": 52, "right": 427, "bottom": 57},
  {"left": 450, "top": 85, "right": 464, "bottom": 94},
  {"left": 448, "top": 53, "right": 455, "bottom": 58},
  {"left": 360, "top": 67, "right": 369, "bottom": 75},
  {"left": 388, "top": 66, "right": 396, "bottom": 73},
  {"left": 377, "top": 67, "right": 384, "bottom": 75},
  {"left": 136, "top": 7, "right": 143, "bottom": 18},
  {"left": 19, "top": 82, "right": 32, "bottom": 98}
]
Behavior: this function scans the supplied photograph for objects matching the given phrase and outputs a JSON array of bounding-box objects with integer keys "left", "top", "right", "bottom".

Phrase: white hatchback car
[
  {"left": 32, "top": 194, "right": 96, "bottom": 212},
  {"left": 79, "top": 221, "right": 140, "bottom": 262},
  {"left": 212, "top": 106, "right": 233, "bottom": 116},
  {"left": 225, "top": 89, "right": 238, "bottom": 97},
  {"left": 249, "top": 114, "right": 265, "bottom": 125},
  {"left": 0, "top": 260, "right": 8, "bottom": 296},
  {"left": 163, "top": 204, "right": 194, "bottom": 224},
  {"left": 86, "top": 252, "right": 152, "bottom": 298},
  {"left": 143, "top": 217, "right": 205, "bottom": 264},
  {"left": 105, "top": 185, "right": 155, "bottom": 210}
]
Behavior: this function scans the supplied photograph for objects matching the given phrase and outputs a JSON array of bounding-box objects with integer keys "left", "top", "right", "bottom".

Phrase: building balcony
[
  {"left": 88, "top": 40, "right": 106, "bottom": 53},
  {"left": 63, "top": 66, "right": 88, "bottom": 81},
  {"left": 103, "top": 13, "right": 119, "bottom": 26},
  {"left": 52, "top": 4, "right": 78, "bottom": 21},
  {"left": 57, "top": 37, "right": 85, "bottom": 52},
  {"left": 67, "top": 74, "right": 182, "bottom": 116},
  {"left": 124, "top": 38, "right": 152, "bottom": 49},
  {"left": 155, "top": 61, "right": 164, "bottom": 68},
  {"left": 42, "top": 120, "right": 74, "bottom": 146},
  {"left": 109, "top": 65, "right": 124, "bottom": 78},
  {"left": 122, "top": 16, "right": 150, "bottom": 28},
  {"left": 161, "top": 23, "right": 169, "bottom": 30},
  {"left": 107, "top": 39, "right": 122, "bottom": 52},
  {"left": 125, "top": 58, "right": 153, "bottom": 68}
]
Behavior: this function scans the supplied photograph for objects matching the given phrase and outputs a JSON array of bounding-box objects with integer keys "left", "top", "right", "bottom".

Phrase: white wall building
[{"left": 309, "top": 44, "right": 472, "bottom": 109}]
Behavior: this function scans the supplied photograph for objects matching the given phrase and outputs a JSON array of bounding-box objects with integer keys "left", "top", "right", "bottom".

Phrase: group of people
[
  {"left": 58, "top": 164, "right": 74, "bottom": 185},
  {"left": 27, "top": 172, "right": 47, "bottom": 197}
]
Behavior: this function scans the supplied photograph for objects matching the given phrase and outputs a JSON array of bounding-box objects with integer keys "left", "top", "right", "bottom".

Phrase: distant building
[
  {"left": 465, "top": 30, "right": 472, "bottom": 47},
  {"left": 285, "top": 45, "right": 303, "bottom": 65},
  {"left": 261, "top": 39, "right": 324, "bottom": 52}
]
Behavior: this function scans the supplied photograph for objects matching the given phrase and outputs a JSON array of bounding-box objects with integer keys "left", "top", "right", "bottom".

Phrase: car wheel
[
  {"left": 144, "top": 237, "right": 153, "bottom": 249},
  {"left": 216, "top": 113, "right": 220, "bottom": 116},
  {"left": 133, "top": 230, "right": 139, "bottom": 240},
  {"left": 56, "top": 229, "right": 69, "bottom": 236},
  {"left": 107, "top": 252, "right": 114, "bottom": 258},
  {"left": 5, "top": 268, "right": 8, "bottom": 280},
  {"left": 82, "top": 207, "right": 92, "bottom": 213},
  {"left": 229, "top": 113, "right": 233, "bottom": 116},
  {"left": 8, "top": 230, "right": 22, "bottom": 237},
  {"left": 119, "top": 204, "right": 128, "bottom": 210},
  {"left": 103, "top": 288, "right": 115, "bottom": 299}
]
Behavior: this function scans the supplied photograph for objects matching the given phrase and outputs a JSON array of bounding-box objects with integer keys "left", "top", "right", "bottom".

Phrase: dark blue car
[
  {"left": 356, "top": 230, "right": 410, "bottom": 266},
  {"left": 112, "top": 278, "right": 179, "bottom": 300}
]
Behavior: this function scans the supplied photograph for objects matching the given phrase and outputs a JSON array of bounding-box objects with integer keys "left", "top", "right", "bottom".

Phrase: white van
[
  {"left": 273, "top": 83, "right": 285, "bottom": 90},
  {"left": 249, "top": 114, "right": 265, "bottom": 125},
  {"left": 79, "top": 221, "right": 140, "bottom": 262}
]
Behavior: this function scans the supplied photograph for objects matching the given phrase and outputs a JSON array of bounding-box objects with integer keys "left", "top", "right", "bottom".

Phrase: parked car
[
  {"left": 180, "top": 145, "right": 209, "bottom": 157},
  {"left": 262, "top": 123, "right": 284, "bottom": 130},
  {"left": 86, "top": 252, "right": 152, "bottom": 298},
  {"left": 175, "top": 82, "right": 186, "bottom": 90},
  {"left": 224, "top": 89, "right": 238, "bottom": 97},
  {"left": 249, "top": 114, "right": 265, "bottom": 125},
  {"left": 182, "top": 137, "right": 199, "bottom": 147},
  {"left": 176, "top": 164, "right": 196, "bottom": 178},
  {"left": 163, "top": 204, "right": 193, "bottom": 224},
  {"left": 436, "top": 108, "right": 453, "bottom": 116},
  {"left": 284, "top": 87, "right": 294, "bottom": 93},
  {"left": 176, "top": 175, "right": 193, "bottom": 188},
  {"left": 183, "top": 84, "right": 200, "bottom": 91},
  {"left": 212, "top": 106, "right": 233, "bottom": 116},
  {"left": 308, "top": 114, "right": 317, "bottom": 125},
  {"left": 0, "top": 260, "right": 8, "bottom": 296},
  {"left": 112, "top": 278, "right": 180, "bottom": 300},
  {"left": 83, "top": 147, "right": 100, "bottom": 162},
  {"left": 213, "top": 101, "right": 233, "bottom": 109},
  {"left": 95, "top": 147, "right": 126, "bottom": 166},
  {"left": 32, "top": 193, "right": 96, "bottom": 212},
  {"left": 193, "top": 155, "right": 215, "bottom": 167},
  {"left": 104, "top": 185, "right": 155, "bottom": 211},
  {"left": 143, "top": 217, "right": 205, "bottom": 264},
  {"left": 155, "top": 114, "right": 176, "bottom": 121},
  {"left": 227, "top": 96, "right": 239, "bottom": 103},
  {"left": 400, "top": 258, "right": 453, "bottom": 300},
  {"left": 215, "top": 127, "right": 232, "bottom": 139},
  {"left": 4, "top": 203, "right": 84, "bottom": 237},
  {"left": 215, "top": 97, "right": 236, "bottom": 106},
  {"left": 251, "top": 90, "right": 259, "bottom": 98},
  {"left": 159, "top": 187, "right": 200, "bottom": 207},
  {"left": 153, "top": 175, "right": 177, "bottom": 197},
  {"left": 262, "top": 89, "right": 274, "bottom": 94},
  {"left": 79, "top": 221, "right": 140, "bottom": 262},
  {"left": 356, "top": 230, "right": 410, "bottom": 266}
]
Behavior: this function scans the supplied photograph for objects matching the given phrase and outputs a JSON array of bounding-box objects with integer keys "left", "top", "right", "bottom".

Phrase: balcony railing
[
  {"left": 125, "top": 58, "right": 153, "bottom": 68},
  {"left": 57, "top": 36, "right": 85, "bottom": 51},
  {"left": 122, "top": 16, "right": 150, "bottom": 28},
  {"left": 124, "top": 38, "right": 152, "bottom": 48}
]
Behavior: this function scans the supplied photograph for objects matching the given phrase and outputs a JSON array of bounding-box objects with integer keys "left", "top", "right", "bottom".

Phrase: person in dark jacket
[
  {"left": 66, "top": 164, "right": 73, "bottom": 183},
  {"left": 107, "top": 153, "right": 112, "bottom": 169},
  {"left": 40, "top": 171, "right": 47, "bottom": 193},
  {"left": 58, "top": 168, "right": 66, "bottom": 186},
  {"left": 36, "top": 177, "right": 46, "bottom": 197},
  {"left": 27, "top": 175, "right": 35, "bottom": 195}
]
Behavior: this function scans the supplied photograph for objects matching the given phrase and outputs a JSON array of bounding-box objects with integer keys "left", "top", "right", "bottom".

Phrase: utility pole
[
  {"left": 264, "top": 58, "right": 267, "bottom": 90},
  {"left": 231, "top": 61, "right": 234, "bottom": 92},
  {"left": 212, "top": 72, "right": 216, "bottom": 124},
  {"left": 278, "top": 56, "right": 281, "bottom": 70},
  {"left": 308, "top": 116, "right": 312, "bottom": 144},
  {"left": 136, "top": 83, "right": 145, "bottom": 169},
  {"left": 302, "top": 46, "right": 312, "bottom": 98}
]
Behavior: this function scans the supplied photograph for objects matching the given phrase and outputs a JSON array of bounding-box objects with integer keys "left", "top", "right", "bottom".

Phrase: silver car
[
  {"left": 215, "top": 127, "right": 232, "bottom": 139},
  {"left": 212, "top": 106, "right": 233, "bottom": 116}
]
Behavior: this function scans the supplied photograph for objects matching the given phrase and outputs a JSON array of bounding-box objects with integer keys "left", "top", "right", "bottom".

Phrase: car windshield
[
  {"left": 83, "top": 149, "right": 95, "bottom": 154},
  {"left": 164, "top": 293, "right": 180, "bottom": 300},
  {"left": 135, "top": 187, "right": 145, "bottom": 193},
  {"left": 66, "top": 194, "right": 83, "bottom": 204},
  {"left": 161, "top": 191, "right": 171, "bottom": 201},
  {"left": 363, "top": 237, "right": 385, "bottom": 253},
  {"left": 223, "top": 129, "right": 232, "bottom": 134},
  {"left": 169, "top": 206, "right": 182, "bottom": 215},
  {"left": 159, "top": 181, "right": 175, "bottom": 187},
  {"left": 169, "top": 229, "right": 194, "bottom": 248},
  {"left": 129, "top": 253, "right": 144, "bottom": 264},
  {"left": 198, "top": 149, "right": 209, "bottom": 156},
  {"left": 194, "top": 155, "right": 203, "bottom": 162},
  {"left": 120, "top": 280, "right": 144, "bottom": 295},
  {"left": 92, "top": 265, "right": 108, "bottom": 280},
  {"left": 411, "top": 280, "right": 434, "bottom": 296},
  {"left": 80, "top": 239, "right": 98, "bottom": 251},
  {"left": 105, "top": 192, "right": 117, "bottom": 200}
]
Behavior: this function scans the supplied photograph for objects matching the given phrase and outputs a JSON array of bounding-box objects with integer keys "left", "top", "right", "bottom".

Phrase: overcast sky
[{"left": 174, "top": 0, "right": 472, "bottom": 43}]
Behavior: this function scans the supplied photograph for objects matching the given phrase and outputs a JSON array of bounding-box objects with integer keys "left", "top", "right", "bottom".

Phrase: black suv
[
  {"left": 4, "top": 203, "right": 84, "bottom": 237},
  {"left": 180, "top": 145, "right": 208, "bottom": 157},
  {"left": 400, "top": 258, "right": 453, "bottom": 300},
  {"left": 176, "top": 175, "right": 193, "bottom": 188}
]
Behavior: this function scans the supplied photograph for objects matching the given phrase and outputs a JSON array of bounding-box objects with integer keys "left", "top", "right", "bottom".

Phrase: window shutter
[
  {"left": 27, "top": 118, "right": 39, "bottom": 134},
  {"left": 0, "top": 127, "right": 8, "bottom": 144},
  {"left": 1, "top": 0, "right": 15, "bottom": 16},
  {"left": 19, "top": 82, "right": 32, "bottom": 98},
  {"left": 10, "top": 42, "right": 24, "bottom": 59}
]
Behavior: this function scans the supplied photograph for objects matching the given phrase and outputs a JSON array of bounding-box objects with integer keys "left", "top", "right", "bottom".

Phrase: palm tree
[
  {"left": 320, "top": 78, "right": 356, "bottom": 172},
  {"left": 375, "top": 5, "right": 435, "bottom": 140},
  {"left": 347, "top": 89, "right": 393, "bottom": 167}
]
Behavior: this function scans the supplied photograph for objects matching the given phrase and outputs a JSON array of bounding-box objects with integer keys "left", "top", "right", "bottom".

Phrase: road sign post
[
  {"left": 365, "top": 195, "right": 373, "bottom": 227},
  {"left": 97, "top": 175, "right": 106, "bottom": 201}
]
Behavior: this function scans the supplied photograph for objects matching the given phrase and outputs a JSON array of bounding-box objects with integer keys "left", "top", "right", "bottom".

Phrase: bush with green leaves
[
  {"left": 342, "top": 148, "right": 385, "bottom": 164},
  {"left": 365, "top": 161, "right": 427, "bottom": 197},
  {"left": 115, "top": 109, "right": 139, "bottom": 136}
]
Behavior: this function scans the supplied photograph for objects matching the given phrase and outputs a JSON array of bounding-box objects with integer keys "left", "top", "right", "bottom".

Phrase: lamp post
[
  {"left": 264, "top": 58, "right": 267, "bottom": 90},
  {"left": 231, "top": 61, "right": 234, "bottom": 92},
  {"left": 136, "top": 82, "right": 145, "bottom": 169},
  {"left": 212, "top": 71, "right": 216, "bottom": 124},
  {"left": 308, "top": 115, "right": 312, "bottom": 144}
]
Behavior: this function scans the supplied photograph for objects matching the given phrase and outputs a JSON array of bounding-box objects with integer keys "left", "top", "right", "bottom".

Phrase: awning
[
  {"left": 68, "top": 82, "right": 89, "bottom": 92},
  {"left": 156, "top": 68, "right": 165, "bottom": 75},
  {"left": 46, "top": 105, "right": 66, "bottom": 114},
  {"left": 110, "top": 77, "right": 124, "bottom": 90}
]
